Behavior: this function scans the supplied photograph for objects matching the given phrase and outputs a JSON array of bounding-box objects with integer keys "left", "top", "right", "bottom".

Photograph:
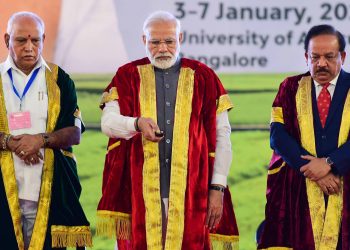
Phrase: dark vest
[{"left": 155, "top": 60, "right": 181, "bottom": 198}]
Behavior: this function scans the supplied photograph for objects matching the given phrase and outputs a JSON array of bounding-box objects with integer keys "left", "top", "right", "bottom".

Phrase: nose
[
  {"left": 317, "top": 56, "right": 327, "bottom": 67},
  {"left": 158, "top": 42, "right": 168, "bottom": 53},
  {"left": 24, "top": 40, "right": 33, "bottom": 52}
]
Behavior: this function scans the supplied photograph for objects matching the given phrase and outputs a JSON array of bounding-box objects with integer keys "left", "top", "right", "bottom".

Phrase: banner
[{"left": 1, "top": 0, "right": 350, "bottom": 73}]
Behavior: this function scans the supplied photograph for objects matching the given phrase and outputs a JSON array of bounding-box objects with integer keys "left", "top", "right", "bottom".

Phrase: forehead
[
  {"left": 308, "top": 34, "right": 339, "bottom": 53},
  {"left": 11, "top": 16, "right": 42, "bottom": 37},
  {"left": 146, "top": 21, "right": 177, "bottom": 39}
]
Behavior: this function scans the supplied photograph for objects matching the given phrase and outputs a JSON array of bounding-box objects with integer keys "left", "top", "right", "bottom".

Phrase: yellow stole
[
  {"left": 137, "top": 64, "right": 194, "bottom": 250},
  {"left": 0, "top": 63, "right": 59, "bottom": 250},
  {"left": 297, "top": 76, "right": 350, "bottom": 250}
]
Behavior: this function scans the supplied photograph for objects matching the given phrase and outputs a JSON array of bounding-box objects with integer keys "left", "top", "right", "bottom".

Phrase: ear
[
  {"left": 178, "top": 32, "right": 183, "bottom": 44},
  {"left": 42, "top": 33, "right": 46, "bottom": 43},
  {"left": 304, "top": 52, "right": 308, "bottom": 64},
  {"left": 142, "top": 35, "right": 146, "bottom": 45},
  {"left": 4, "top": 33, "right": 10, "bottom": 48},
  {"left": 340, "top": 51, "right": 346, "bottom": 65}
]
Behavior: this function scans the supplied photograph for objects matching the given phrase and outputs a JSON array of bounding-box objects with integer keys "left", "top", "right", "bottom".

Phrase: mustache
[
  {"left": 316, "top": 68, "right": 330, "bottom": 73},
  {"left": 155, "top": 52, "right": 172, "bottom": 58}
]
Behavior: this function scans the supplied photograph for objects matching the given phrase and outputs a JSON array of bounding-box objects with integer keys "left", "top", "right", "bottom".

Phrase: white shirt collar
[
  {"left": 314, "top": 71, "right": 340, "bottom": 88},
  {"left": 2, "top": 55, "right": 51, "bottom": 75}
]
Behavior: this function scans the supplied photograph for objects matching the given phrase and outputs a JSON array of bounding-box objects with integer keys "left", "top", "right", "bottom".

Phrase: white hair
[
  {"left": 143, "top": 11, "right": 181, "bottom": 37},
  {"left": 7, "top": 11, "right": 45, "bottom": 35}
]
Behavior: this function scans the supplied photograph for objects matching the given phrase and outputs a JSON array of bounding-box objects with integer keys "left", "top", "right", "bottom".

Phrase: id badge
[{"left": 8, "top": 111, "right": 31, "bottom": 130}]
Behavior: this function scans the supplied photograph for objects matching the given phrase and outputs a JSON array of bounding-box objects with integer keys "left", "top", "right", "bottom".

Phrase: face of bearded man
[{"left": 143, "top": 20, "right": 182, "bottom": 69}]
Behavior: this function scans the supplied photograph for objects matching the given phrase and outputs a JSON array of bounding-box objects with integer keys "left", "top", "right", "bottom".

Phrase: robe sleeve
[
  {"left": 55, "top": 67, "right": 85, "bottom": 133},
  {"left": 270, "top": 78, "right": 309, "bottom": 171}
]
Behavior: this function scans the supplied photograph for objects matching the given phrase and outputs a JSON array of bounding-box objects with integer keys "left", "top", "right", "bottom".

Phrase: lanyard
[{"left": 8, "top": 67, "right": 40, "bottom": 110}]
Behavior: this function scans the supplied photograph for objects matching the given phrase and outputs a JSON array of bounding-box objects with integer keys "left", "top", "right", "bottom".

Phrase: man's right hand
[
  {"left": 7, "top": 136, "right": 20, "bottom": 153},
  {"left": 137, "top": 117, "right": 163, "bottom": 142},
  {"left": 316, "top": 172, "right": 341, "bottom": 195}
]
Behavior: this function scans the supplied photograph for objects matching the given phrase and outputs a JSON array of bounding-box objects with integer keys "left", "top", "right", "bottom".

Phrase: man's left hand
[
  {"left": 316, "top": 172, "right": 340, "bottom": 195},
  {"left": 205, "top": 189, "right": 224, "bottom": 230},
  {"left": 23, "top": 152, "right": 44, "bottom": 165},
  {"left": 13, "top": 134, "right": 43, "bottom": 160},
  {"left": 300, "top": 155, "right": 331, "bottom": 181}
]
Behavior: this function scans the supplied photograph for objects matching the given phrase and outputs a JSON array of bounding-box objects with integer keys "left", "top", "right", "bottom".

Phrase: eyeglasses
[
  {"left": 149, "top": 39, "right": 177, "bottom": 48},
  {"left": 309, "top": 53, "right": 340, "bottom": 63}
]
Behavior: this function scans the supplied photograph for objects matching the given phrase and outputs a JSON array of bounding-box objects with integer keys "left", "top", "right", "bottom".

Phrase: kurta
[
  {"left": 97, "top": 57, "right": 239, "bottom": 250},
  {"left": 258, "top": 72, "right": 350, "bottom": 250},
  {"left": 0, "top": 63, "right": 92, "bottom": 250}
]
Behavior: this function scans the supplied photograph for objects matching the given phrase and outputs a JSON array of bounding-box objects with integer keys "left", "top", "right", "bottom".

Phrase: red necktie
[{"left": 317, "top": 83, "right": 331, "bottom": 128}]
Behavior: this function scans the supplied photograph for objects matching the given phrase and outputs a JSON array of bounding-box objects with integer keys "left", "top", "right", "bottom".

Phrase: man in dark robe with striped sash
[{"left": 0, "top": 11, "right": 91, "bottom": 250}]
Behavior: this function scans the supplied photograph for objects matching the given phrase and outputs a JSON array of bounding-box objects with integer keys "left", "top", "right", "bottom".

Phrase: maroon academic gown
[
  {"left": 97, "top": 58, "right": 239, "bottom": 249},
  {"left": 258, "top": 72, "right": 350, "bottom": 250}
]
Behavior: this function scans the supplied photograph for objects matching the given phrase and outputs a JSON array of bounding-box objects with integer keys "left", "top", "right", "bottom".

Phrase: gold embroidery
[
  {"left": 217, "top": 94, "right": 234, "bottom": 114},
  {"left": 138, "top": 64, "right": 163, "bottom": 250},
  {"left": 0, "top": 76, "right": 24, "bottom": 249},
  {"left": 210, "top": 233, "right": 239, "bottom": 250},
  {"left": 267, "top": 162, "right": 286, "bottom": 175},
  {"left": 51, "top": 225, "right": 92, "bottom": 247},
  {"left": 100, "top": 87, "right": 119, "bottom": 107},
  {"left": 258, "top": 247, "right": 292, "bottom": 250},
  {"left": 96, "top": 210, "right": 131, "bottom": 239},
  {"left": 296, "top": 76, "right": 343, "bottom": 250},
  {"left": 319, "top": 90, "right": 350, "bottom": 248},
  {"left": 165, "top": 67, "right": 194, "bottom": 250},
  {"left": 60, "top": 149, "right": 76, "bottom": 161},
  {"left": 29, "top": 63, "right": 60, "bottom": 250},
  {"left": 270, "top": 107, "right": 284, "bottom": 124},
  {"left": 107, "top": 141, "right": 121, "bottom": 152},
  {"left": 297, "top": 76, "right": 324, "bottom": 249},
  {"left": 209, "top": 152, "right": 215, "bottom": 157},
  {"left": 137, "top": 65, "right": 195, "bottom": 249},
  {"left": 97, "top": 210, "right": 131, "bottom": 219},
  {"left": 209, "top": 233, "right": 239, "bottom": 242},
  {"left": 339, "top": 89, "right": 350, "bottom": 150}
]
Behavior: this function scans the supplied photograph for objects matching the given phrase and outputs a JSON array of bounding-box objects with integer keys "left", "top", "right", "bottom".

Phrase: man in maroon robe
[
  {"left": 258, "top": 25, "right": 350, "bottom": 250},
  {"left": 96, "top": 10, "right": 239, "bottom": 250}
]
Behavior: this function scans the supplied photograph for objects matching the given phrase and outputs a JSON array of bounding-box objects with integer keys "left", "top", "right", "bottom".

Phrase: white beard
[{"left": 146, "top": 45, "right": 180, "bottom": 69}]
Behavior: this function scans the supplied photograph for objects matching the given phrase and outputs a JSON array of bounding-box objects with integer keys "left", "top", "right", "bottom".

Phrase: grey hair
[
  {"left": 7, "top": 11, "right": 45, "bottom": 35},
  {"left": 143, "top": 11, "right": 181, "bottom": 37}
]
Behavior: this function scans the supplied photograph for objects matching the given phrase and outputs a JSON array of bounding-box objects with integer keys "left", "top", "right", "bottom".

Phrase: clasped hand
[
  {"left": 7, "top": 134, "right": 43, "bottom": 165},
  {"left": 300, "top": 155, "right": 331, "bottom": 181},
  {"left": 300, "top": 155, "right": 340, "bottom": 195},
  {"left": 316, "top": 172, "right": 340, "bottom": 195}
]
